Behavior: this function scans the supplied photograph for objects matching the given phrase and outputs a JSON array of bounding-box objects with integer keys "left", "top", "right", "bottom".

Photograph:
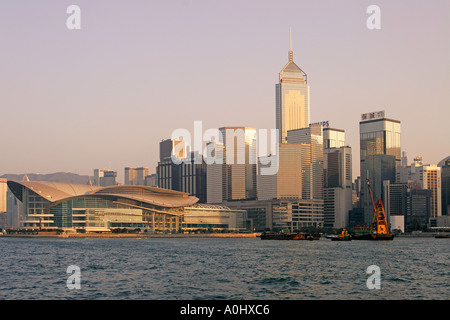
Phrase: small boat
[{"left": 331, "top": 228, "right": 352, "bottom": 241}]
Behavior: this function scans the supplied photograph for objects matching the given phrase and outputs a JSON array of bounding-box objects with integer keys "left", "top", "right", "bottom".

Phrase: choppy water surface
[{"left": 0, "top": 237, "right": 448, "bottom": 300}]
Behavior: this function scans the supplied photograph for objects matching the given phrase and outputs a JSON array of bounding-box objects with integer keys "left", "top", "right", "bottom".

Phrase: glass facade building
[
  {"left": 256, "top": 125, "right": 325, "bottom": 231},
  {"left": 323, "top": 145, "right": 353, "bottom": 229},
  {"left": 404, "top": 188, "right": 432, "bottom": 230},
  {"left": 441, "top": 159, "right": 450, "bottom": 216},
  {"left": 205, "top": 127, "right": 257, "bottom": 203},
  {"left": 7, "top": 181, "right": 199, "bottom": 233},
  {"left": 276, "top": 39, "right": 310, "bottom": 143},
  {"left": 158, "top": 144, "right": 207, "bottom": 203},
  {"left": 360, "top": 118, "right": 401, "bottom": 165},
  {"left": 359, "top": 116, "right": 401, "bottom": 225},
  {"left": 396, "top": 163, "right": 442, "bottom": 219},
  {"left": 286, "top": 125, "right": 324, "bottom": 200},
  {"left": 360, "top": 154, "right": 397, "bottom": 224}
]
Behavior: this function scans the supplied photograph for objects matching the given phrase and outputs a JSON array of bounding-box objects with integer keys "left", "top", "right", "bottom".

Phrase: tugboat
[
  {"left": 352, "top": 179, "right": 394, "bottom": 241},
  {"left": 331, "top": 228, "right": 352, "bottom": 241}
]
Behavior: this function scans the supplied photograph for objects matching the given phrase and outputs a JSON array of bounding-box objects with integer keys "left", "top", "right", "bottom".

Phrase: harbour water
[{"left": 0, "top": 236, "right": 448, "bottom": 300}]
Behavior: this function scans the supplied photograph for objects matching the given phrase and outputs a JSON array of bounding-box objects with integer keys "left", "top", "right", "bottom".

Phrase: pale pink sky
[{"left": 1, "top": 0, "right": 449, "bottom": 183}]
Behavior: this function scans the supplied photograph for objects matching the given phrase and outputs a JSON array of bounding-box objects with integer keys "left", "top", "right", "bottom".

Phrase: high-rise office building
[
  {"left": 359, "top": 112, "right": 401, "bottom": 224},
  {"left": 144, "top": 173, "right": 157, "bottom": 187},
  {"left": 360, "top": 111, "right": 401, "bottom": 164},
  {"left": 382, "top": 181, "right": 408, "bottom": 227},
  {"left": 323, "top": 145, "right": 353, "bottom": 228},
  {"left": 206, "top": 141, "right": 225, "bottom": 204},
  {"left": 256, "top": 125, "right": 324, "bottom": 231},
  {"left": 324, "top": 146, "right": 352, "bottom": 189},
  {"left": 179, "top": 152, "right": 207, "bottom": 203},
  {"left": 258, "top": 143, "right": 309, "bottom": 201},
  {"left": 276, "top": 28, "right": 310, "bottom": 143},
  {"left": 0, "top": 178, "right": 7, "bottom": 214},
  {"left": 287, "top": 125, "right": 324, "bottom": 200},
  {"left": 396, "top": 162, "right": 442, "bottom": 219},
  {"left": 158, "top": 139, "right": 207, "bottom": 203},
  {"left": 422, "top": 165, "right": 442, "bottom": 219},
  {"left": 0, "top": 179, "right": 7, "bottom": 229},
  {"left": 438, "top": 156, "right": 450, "bottom": 216},
  {"left": 361, "top": 154, "right": 397, "bottom": 224},
  {"left": 207, "top": 127, "right": 257, "bottom": 203},
  {"left": 222, "top": 127, "right": 257, "bottom": 201},
  {"left": 323, "top": 128, "right": 346, "bottom": 149},
  {"left": 125, "top": 167, "right": 136, "bottom": 185},
  {"left": 404, "top": 187, "right": 432, "bottom": 230},
  {"left": 93, "top": 169, "right": 117, "bottom": 187},
  {"left": 125, "top": 167, "right": 148, "bottom": 186},
  {"left": 159, "top": 138, "right": 187, "bottom": 162}
]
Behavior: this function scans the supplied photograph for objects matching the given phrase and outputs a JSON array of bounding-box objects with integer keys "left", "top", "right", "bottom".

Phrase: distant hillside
[{"left": 0, "top": 172, "right": 91, "bottom": 185}]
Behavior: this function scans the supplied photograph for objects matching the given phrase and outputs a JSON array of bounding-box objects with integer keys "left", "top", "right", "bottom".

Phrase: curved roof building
[{"left": 7, "top": 181, "right": 199, "bottom": 232}]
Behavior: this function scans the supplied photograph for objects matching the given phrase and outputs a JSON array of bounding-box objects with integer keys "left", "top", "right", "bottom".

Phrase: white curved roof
[
  {"left": 8, "top": 180, "right": 99, "bottom": 202},
  {"left": 7, "top": 181, "right": 199, "bottom": 208}
]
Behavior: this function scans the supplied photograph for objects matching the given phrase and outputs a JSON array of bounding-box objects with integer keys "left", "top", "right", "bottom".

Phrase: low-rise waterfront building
[
  {"left": 182, "top": 204, "right": 249, "bottom": 232},
  {"left": 6, "top": 180, "right": 249, "bottom": 233},
  {"left": 7, "top": 181, "right": 196, "bottom": 233}
]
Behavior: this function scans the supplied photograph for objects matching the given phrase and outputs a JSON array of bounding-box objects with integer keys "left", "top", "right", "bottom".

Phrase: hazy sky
[{"left": 1, "top": 0, "right": 449, "bottom": 183}]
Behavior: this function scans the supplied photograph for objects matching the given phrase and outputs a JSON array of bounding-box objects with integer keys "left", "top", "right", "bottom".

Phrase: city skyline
[{"left": 1, "top": 1, "right": 449, "bottom": 184}]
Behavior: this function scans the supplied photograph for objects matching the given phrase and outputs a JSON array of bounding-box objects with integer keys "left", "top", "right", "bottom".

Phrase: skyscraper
[
  {"left": 206, "top": 141, "right": 224, "bottom": 204},
  {"left": 93, "top": 169, "right": 117, "bottom": 187},
  {"left": 323, "top": 127, "right": 346, "bottom": 149},
  {"left": 257, "top": 143, "right": 308, "bottom": 200},
  {"left": 359, "top": 111, "right": 401, "bottom": 224},
  {"left": 256, "top": 125, "right": 324, "bottom": 231},
  {"left": 323, "top": 145, "right": 353, "bottom": 229},
  {"left": 125, "top": 167, "right": 149, "bottom": 186},
  {"left": 157, "top": 139, "right": 207, "bottom": 203},
  {"left": 207, "top": 127, "right": 257, "bottom": 202},
  {"left": 276, "top": 28, "right": 310, "bottom": 143},
  {"left": 361, "top": 154, "right": 397, "bottom": 224},
  {"left": 359, "top": 111, "right": 401, "bottom": 165},
  {"left": 396, "top": 162, "right": 442, "bottom": 219},
  {"left": 287, "top": 125, "right": 324, "bottom": 200},
  {"left": 0, "top": 178, "right": 7, "bottom": 214},
  {"left": 440, "top": 158, "right": 450, "bottom": 216},
  {"left": 159, "top": 138, "right": 187, "bottom": 162}
]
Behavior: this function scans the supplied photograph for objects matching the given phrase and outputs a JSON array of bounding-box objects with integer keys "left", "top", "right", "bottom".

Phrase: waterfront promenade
[{"left": 0, "top": 231, "right": 261, "bottom": 239}]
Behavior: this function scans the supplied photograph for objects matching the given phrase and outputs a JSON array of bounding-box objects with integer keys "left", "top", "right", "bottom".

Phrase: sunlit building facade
[
  {"left": 0, "top": 178, "right": 7, "bottom": 214},
  {"left": 287, "top": 125, "right": 324, "bottom": 200},
  {"left": 125, "top": 167, "right": 148, "bottom": 186},
  {"left": 359, "top": 113, "right": 401, "bottom": 224},
  {"left": 276, "top": 30, "right": 309, "bottom": 143},
  {"left": 93, "top": 169, "right": 117, "bottom": 187},
  {"left": 396, "top": 163, "right": 442, "bottom": 219},
  {"left": 256, "top": 125, "right": 324, "bottom": 231},
  {"left": 206, "top": 127, "right": 257, "bottom": 203},
  {"left": 182, "top": 204, "right": 248, "bottom": 231},
  {"left": 323, "top": 128, "right": 346, "bottom": 149},
  {"left": 7, "top": 181, "right": 199, "bottom": 232},
  {"left": 323, "top": 146, "right": 353, "bottom": 229},
  {"left": 158, "top": 138, "right": 207, "bottom": 203}
]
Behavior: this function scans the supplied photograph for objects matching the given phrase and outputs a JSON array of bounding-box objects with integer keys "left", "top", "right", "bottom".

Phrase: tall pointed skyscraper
[{"left": 276, "top": 27, "right": 310, "bottom": 143}]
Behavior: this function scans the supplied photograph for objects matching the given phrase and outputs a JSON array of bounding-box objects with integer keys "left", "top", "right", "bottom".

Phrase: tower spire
[{"left": 289, "top": 26, "right": 293, "bottom": 61}]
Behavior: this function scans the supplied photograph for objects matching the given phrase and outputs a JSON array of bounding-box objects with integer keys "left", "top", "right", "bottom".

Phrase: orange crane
[
  {"left": 366, "top": 179, "right": 394, "bottom": 240},
  {"left": 353, "top": 179, "right": 394, "bottom": 240}
]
